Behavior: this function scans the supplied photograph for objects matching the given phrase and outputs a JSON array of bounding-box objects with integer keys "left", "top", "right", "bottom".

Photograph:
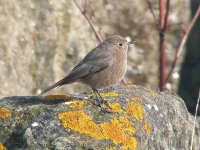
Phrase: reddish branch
[
  {"left": 163, "top": 0, "right": 170, "bottom": 30},
  {"left": 73, "top": 0, "right": 104, "bottom": 43},
  {"left": 146, "top": 0, "right": 199, "bottom": 90},
  {"left": 145, "top": 0, "right": 170, "bottom": 91},
  {"left": 165, "top": 5, "right": 200, "bottom": 83},
  {"left": 158, "top": 0, "right": 170, "bottom": 91}
]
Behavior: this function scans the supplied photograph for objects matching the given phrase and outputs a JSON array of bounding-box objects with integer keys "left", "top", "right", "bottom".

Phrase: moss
[
  {"left": 144, "top": 122, "right": 151, "bottom": 135},
  {"left": 126, "top": 102, "right": 143, "bottom": 121},
  {"left": 45, "top": 94, "right": 71, "bottom": 100},
  {"left": 23, "top": 108, "right": 42, "bottom": 128},
  {"left": 58, "top": 110, "right": 137, "bottom": 150},
  {"left": 0, "top": 142, "right": 7, "bottom": 150},
  {"left": 69, "top": 100, "right": 84, "bottom": 108},
  {"left": 0, "top": 108, "right": 12, "bottom": 119},
  {"left": 88, "top": 92, "right": 119, "bottom": 97}
]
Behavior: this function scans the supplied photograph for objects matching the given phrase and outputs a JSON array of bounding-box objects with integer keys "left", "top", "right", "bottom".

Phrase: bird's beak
[
  {"left": 128, "top": 41, "right": 136, "bottom": 45},
  {"left": 128, "top": 42, "right": 132, "bottom": 45},
  {"left": 128, "top": 41, "right": 136, "bottom": 47}
]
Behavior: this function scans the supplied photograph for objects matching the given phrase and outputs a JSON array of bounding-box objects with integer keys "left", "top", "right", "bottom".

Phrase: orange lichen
[
  {"left": 108, "top": 102, "right": 123, "bottom": 113},
  {"left": 145, "top": 88, "right": 158, "bottom": 97},
  {"left": 45, "top": 94, "right": 71, "bottom": 100},
  {"left": 126, "top": 102, "right": 143, "bottom": 121},
  {"left": 144, "top": 123, "right": 151, "bottom": 135},
  {"left": 88, "top": 92, "right": 119, "bottom": 97},
  {"left": 58, "top": 110, "right": 137, "bottom": 150},
  {"left": 0, "top": 142, "right": 7, "bottom": 150},
  {"left": 69, "top": 100, "right": 84, "bottom": 108},
  {"left": 58, "top": 110, "right": 104, "bottom": 139},
  {"left": 0, "top": 108, "right": 12, "bottom": 119},
  {"left": 101, "top": 116, "right": 136, "bottom": 150}
]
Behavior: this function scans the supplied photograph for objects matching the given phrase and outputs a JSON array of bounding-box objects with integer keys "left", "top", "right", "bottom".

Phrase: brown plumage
[{"left": 40, "top": 35, "right": 129, "bottom": 110}]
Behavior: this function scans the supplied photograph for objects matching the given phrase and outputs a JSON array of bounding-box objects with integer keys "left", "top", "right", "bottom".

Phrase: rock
[{"left": 0, "top": 85, "right": 199, "bottom": 150}]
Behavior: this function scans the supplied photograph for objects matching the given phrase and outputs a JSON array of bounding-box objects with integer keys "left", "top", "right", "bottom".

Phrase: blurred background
[{"left": 0, "top": 0, "right": 199, "bottom": 115}]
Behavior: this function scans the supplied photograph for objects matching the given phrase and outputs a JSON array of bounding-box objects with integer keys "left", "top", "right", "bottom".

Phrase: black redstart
[{"left": 40, "top": 35, "right": 129, "bottom": 110}]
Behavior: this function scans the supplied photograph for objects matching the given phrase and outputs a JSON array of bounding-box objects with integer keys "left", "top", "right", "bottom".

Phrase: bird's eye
[{"left": 118, "top": 43, "right": 123, "bottom": 47}]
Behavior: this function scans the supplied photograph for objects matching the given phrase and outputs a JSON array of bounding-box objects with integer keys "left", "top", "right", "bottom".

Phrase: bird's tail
[{"left": 39, "top": 77, "right": 68, "bottom": 95}]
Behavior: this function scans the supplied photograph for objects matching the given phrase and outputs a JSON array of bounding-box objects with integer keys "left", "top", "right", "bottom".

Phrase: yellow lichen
[
  {"left": 58, "top": 110, "right": 104, "bottom": 139},
  {"left": 127, "top": 84, "right": 137, "bottom": 88},
  {"left": 0, "top": 142, "right": 7, "bottom": 150},
  {"left": 105, "top": 146, "right": 117, "bottom": 150},
  {"left": 128, "top": 96, "right": 142, "bottom": 102},
  {"left": 58, "top": 110, "right": 137, "bottom": 150},
  {"left": 101, "top": 116, "right": 136, "bottom": 150},
  {"left": 133, "top": 96, "right": 142, "bottom": 101},
  {"left": 145, "top": 88, "right": 158, "bottom": 97},
  {"left": 45, "top": 94, "right": 71, "bottom": 100},
  {"left": 126, "top": 83, "right": 134, "bottom": 88},
  {"left": 126, "top": 102, "right": 143, "bottom": 121},
  {"left": 144, "top": 123, "right": 151, "bottom": 135},
  {"left": 0, "top": 108, "right": 12, "bottom": 119},
  {"left": 69, "top": 100, "right": 84, "bottom": 108},
  {"left": 88, "top": 92, "right": 119, "bottom": 97},
  {"left": 108, "top": 102, "right": 123, "bottom": 113}
]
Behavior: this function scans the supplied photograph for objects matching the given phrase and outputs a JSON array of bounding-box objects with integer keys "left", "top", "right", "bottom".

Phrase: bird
[{"left": 40, "top": 35, "right": 130, "bottom": 110}]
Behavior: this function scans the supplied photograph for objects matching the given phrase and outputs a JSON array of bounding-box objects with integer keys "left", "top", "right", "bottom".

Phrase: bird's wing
[
  {"left": 65, "top": 58, "right": 111, "bottom": 82},
  {"left": 65, "top": 45, "right": 113, "bottom": 81}
]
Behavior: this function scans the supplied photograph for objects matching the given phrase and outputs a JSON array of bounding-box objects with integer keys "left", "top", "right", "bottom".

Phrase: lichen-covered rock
[{"left": 0, "top": 85, "right": 199, "bottom": 150}]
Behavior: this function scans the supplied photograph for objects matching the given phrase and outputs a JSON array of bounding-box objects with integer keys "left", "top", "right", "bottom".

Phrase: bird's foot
[
  {"left": 92, "top": 88, "right": 112, "bottom": 113},
  {"left": 93, "top": 98, "right": 111, "bottom": 113},
  {"left": 99, "top": 99, "right": 112, "bottom": 113}
]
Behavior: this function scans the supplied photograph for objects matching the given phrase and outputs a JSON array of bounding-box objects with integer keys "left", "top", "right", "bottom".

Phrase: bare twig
[
  {"left": 146, "top": 1, "right": 199, "bottom": 90},
  {"left": 159, "top": 0, "right": 167, "bottom": 91},
  {"left": 165, "top": 5, "right": 200, "bottom": 83},
  {"left": 190, "top": 90, "right": 200, "bottom": 150},
  {"left": 145, "top": 0, "right": 171, "bottom": 91},
  {"left": 145, "top": 0, "right": 160, "bottom": 29},
  {"left": 163, "top": 0, "right": 170, "bottom": 30},
  {"left": 73, "top": 0, "right": 104, "bottom": 43}
]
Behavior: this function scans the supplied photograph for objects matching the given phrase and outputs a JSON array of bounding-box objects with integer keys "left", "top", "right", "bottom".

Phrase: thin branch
[
  {"left": 163, "top": 0, "right": 170, "bottom": 30},
  {"left": 159, "top": 0, "right": 165, "bottom": 29},
  {"left": 165, "top": 5, "right": 200, "bottom": 83},
  {"left": 145, "top": 0, "right": 160, "bottom": 29},
  {"left": 73, "top": 0, "right": 104, "bottom": 43},
  {"left": 159, "top": 0, "right": 167, "bottom": 91},
  {"left": 190, "top": 90, "right": 200, "bottom": 150}
]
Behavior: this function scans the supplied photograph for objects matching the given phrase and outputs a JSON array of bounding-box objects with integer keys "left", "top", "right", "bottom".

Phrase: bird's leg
[
  {"left": 92, "top": 88, "right": 102, "bottom": 107},
  {"left": 92, "top": 88, "right": 111, "bottom": 111}
]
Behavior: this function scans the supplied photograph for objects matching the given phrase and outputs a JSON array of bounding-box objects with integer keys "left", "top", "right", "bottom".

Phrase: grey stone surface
[{"left": 0, "top": 85, "right": 199, "bottom": 150}]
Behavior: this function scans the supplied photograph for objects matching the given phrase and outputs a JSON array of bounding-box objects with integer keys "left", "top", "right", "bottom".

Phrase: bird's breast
[{"left": 81, "top": 53, "right": 127, "bottom": 89}]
